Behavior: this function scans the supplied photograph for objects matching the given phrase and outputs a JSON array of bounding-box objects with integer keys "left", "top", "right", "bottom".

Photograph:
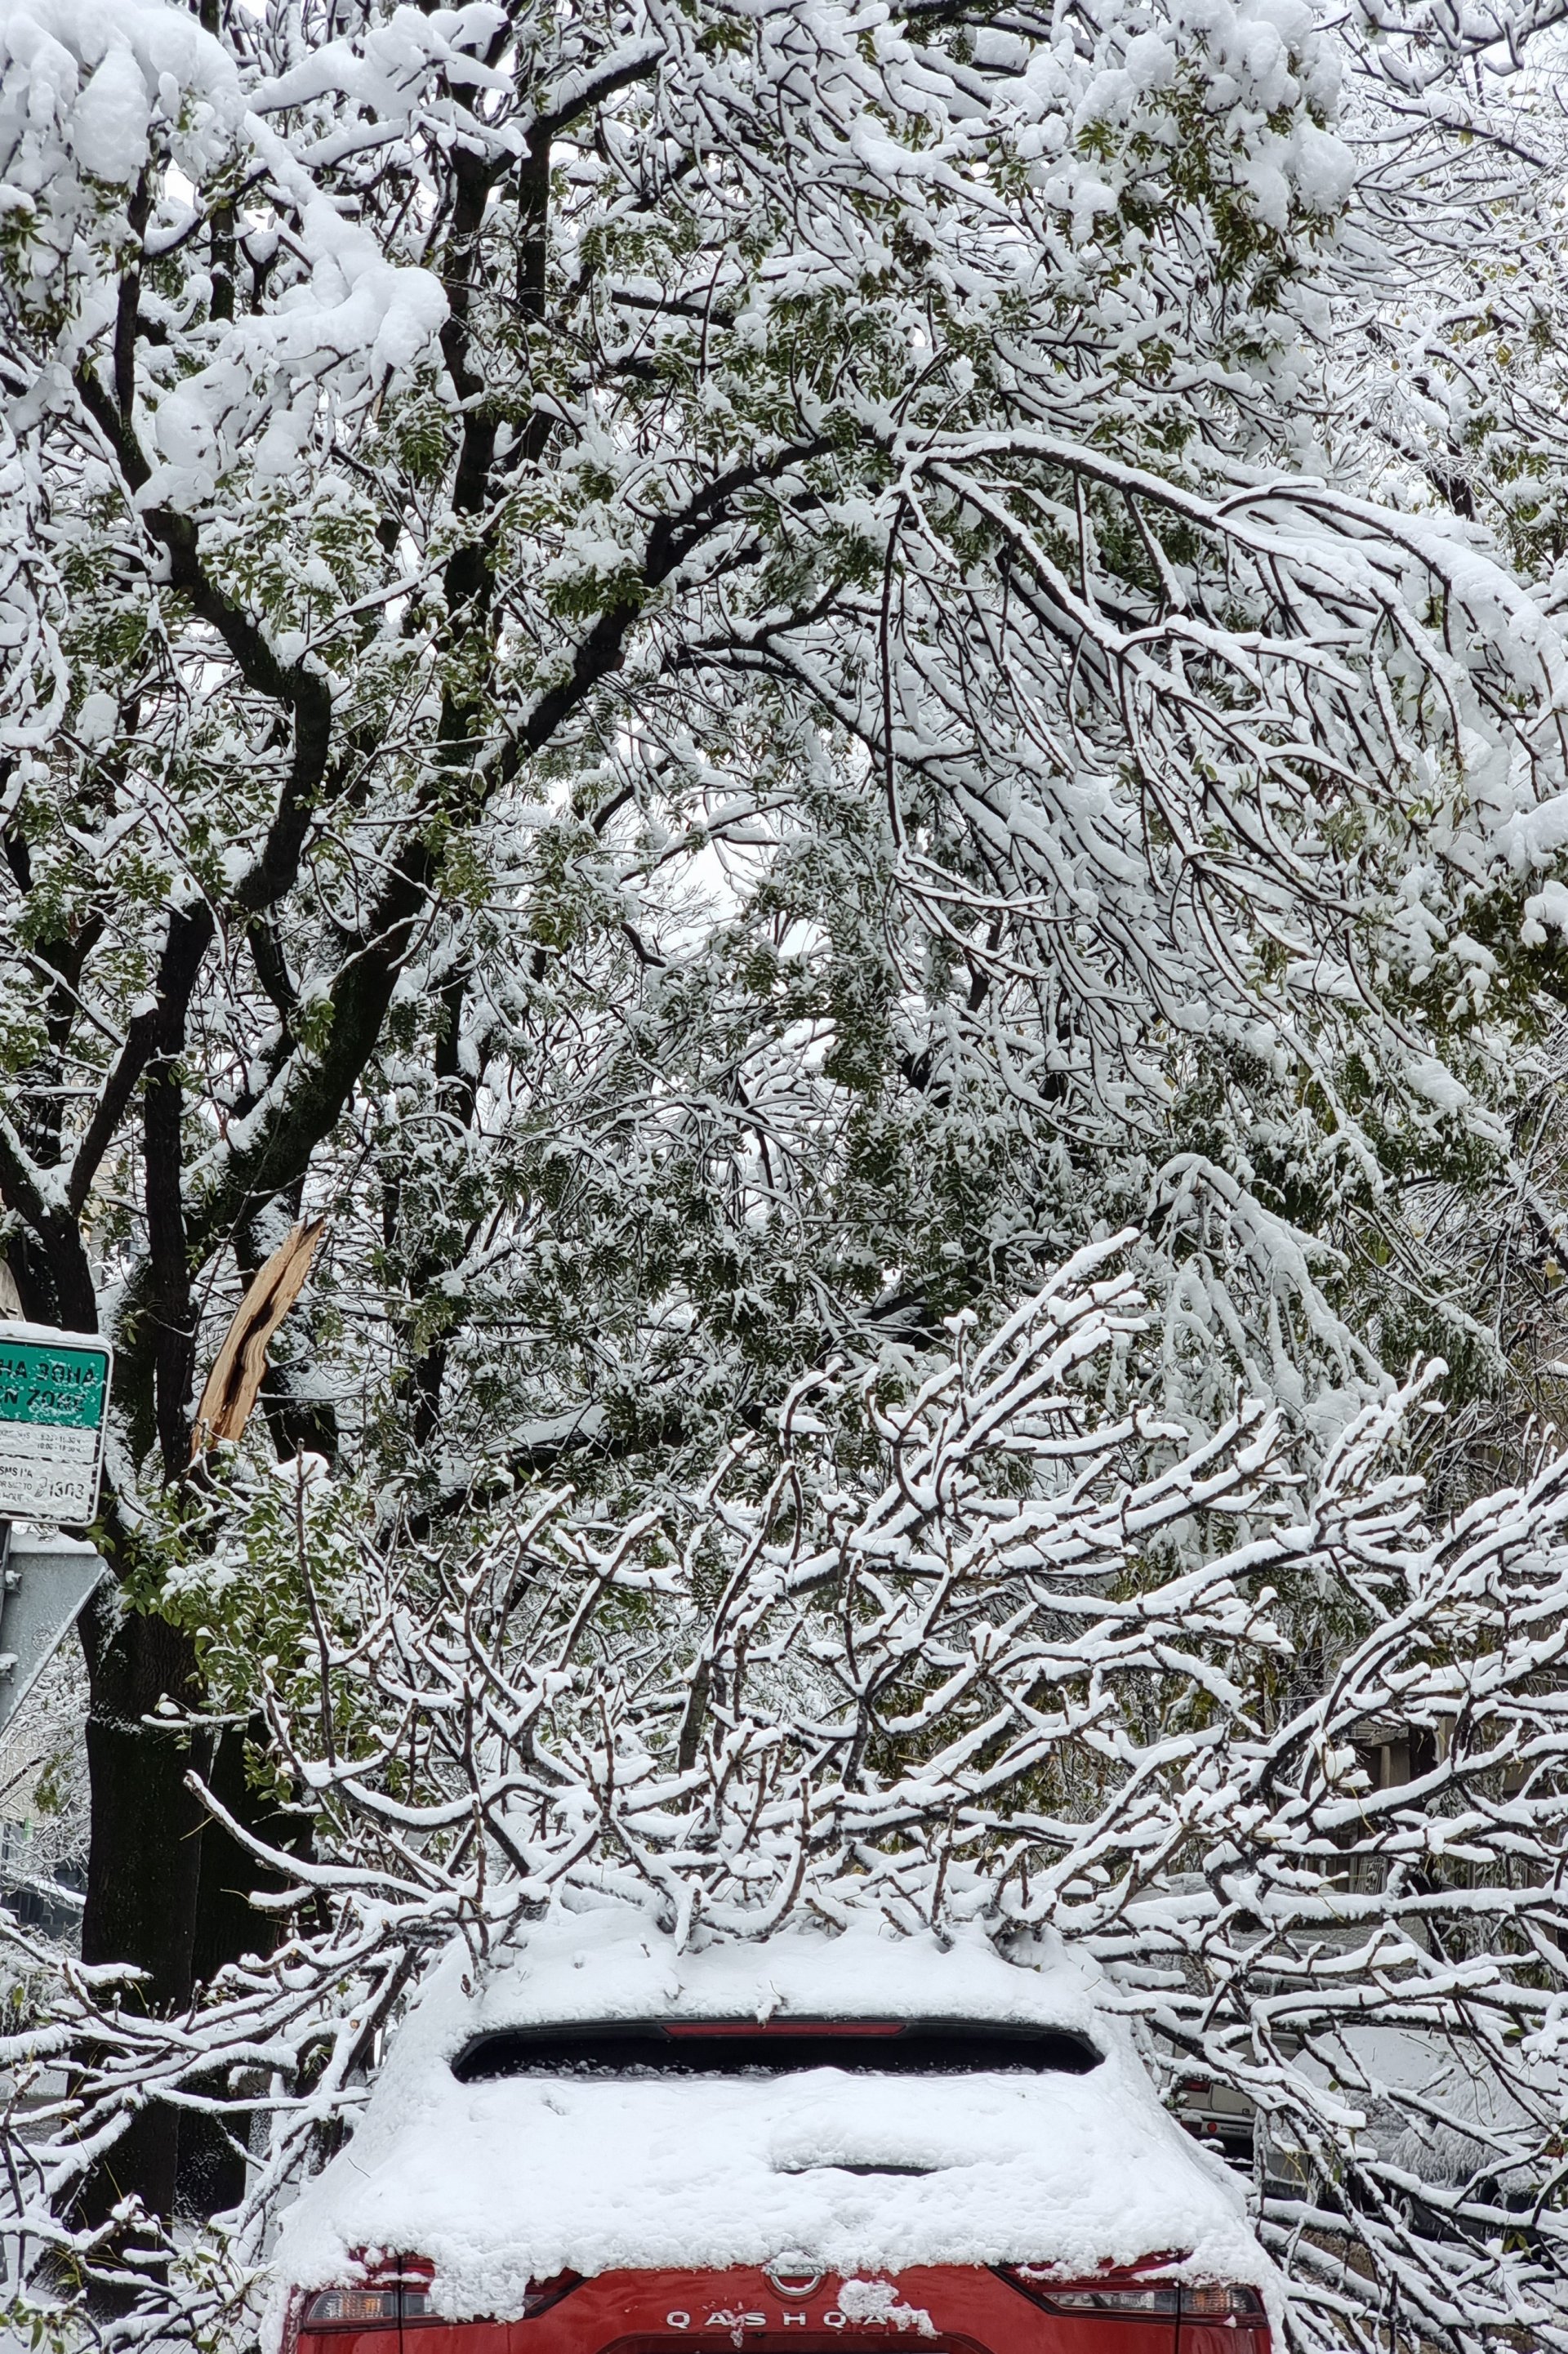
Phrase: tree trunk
[
  {"left": 175, "top": 1719, "right": 306, "bottom": 2219},
  {"left": 78, "top": 1594, "right": 212, "bottom": 2231}
]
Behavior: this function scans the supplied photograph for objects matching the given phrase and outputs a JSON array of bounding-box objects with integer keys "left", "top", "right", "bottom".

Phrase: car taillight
[
  {"left": 1036, "top": 2285, "right": 1181, "bottom": 2316},
  {"left": 300, "top": 2288, "right": 401, "bottom": 2331},
  {"left": 1000, "top": 2270, "right": 1264, "bottom": 2321},
  {"left": 300, "top": 2270, "right": 581, "bottom": 2333},
  {"left": 1002, "top": 2268, "right": 1178, "bottom": 2316},
  {"left": 1179, "top": 2287, "right": 1266, "bottom": 2320}
]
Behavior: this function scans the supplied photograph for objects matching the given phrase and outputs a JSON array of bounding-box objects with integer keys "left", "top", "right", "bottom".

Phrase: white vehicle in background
[
  {"left": 1257, "top": 2022, "right": 1550, "bottom": 2231},
  {"left": 273, "top": 1911, "right": 1276, "bottom": 2354}
]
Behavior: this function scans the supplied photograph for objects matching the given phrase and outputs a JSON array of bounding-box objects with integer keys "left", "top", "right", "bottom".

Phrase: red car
[{"left": 275, "top": 1921, "right": 1272, "bottom": 2354}]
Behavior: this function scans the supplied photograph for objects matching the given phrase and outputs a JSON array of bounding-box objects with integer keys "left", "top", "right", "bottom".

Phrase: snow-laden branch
[{"left": 4, "top": 1249, "right": 1567, "bottom": 2349}]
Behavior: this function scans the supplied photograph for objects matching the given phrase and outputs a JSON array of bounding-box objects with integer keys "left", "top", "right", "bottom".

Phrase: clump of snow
[
  {"left": 1407, "top": 1056, "right": 1469, "bottom": 1115},
  {"left": 1522, "top": 879, "right": 1568, "bottom": 944},
  {"left": 267, "top": 1909, "right": 1272, "bottom": 2341},
  {"left": 73, "top": 689, "right": 116, "bottom": 746},
  {"left": 0, "top": 0, "right": 243, "bottom": 230},
  {"left": 1121, "top": 31, "right": 1175, "bottom": 89},
  {"left": 1496, "top": 791, "right": 1568, "bottom": 871},
  {"left": 837, "top": 2279, "right": 936, "bottom": 2335},
  {"left": 69, "top": 47, "right": 149, "bottom": 183}
]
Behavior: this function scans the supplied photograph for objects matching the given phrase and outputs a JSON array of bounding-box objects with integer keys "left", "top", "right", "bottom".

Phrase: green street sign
[{"left": 0, "top": 1325, "right": 112, "bottom": 1523}]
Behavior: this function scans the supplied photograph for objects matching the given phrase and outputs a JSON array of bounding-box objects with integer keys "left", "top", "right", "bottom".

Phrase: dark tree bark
[
  {"left": 77, "top": 1592, "right": 212, "bottom": 2232},
  {"left": 175, "top": 1721, "right": 306, "bottom": 2220}
]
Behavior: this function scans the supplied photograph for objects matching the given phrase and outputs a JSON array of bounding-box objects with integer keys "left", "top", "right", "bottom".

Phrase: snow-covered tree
[
  {"left": 8, "top": 1244, "right": 1568, "bottom": 2354},
  {"left": 1, "top": 0, "right": 1568, "bottom": 2316}
]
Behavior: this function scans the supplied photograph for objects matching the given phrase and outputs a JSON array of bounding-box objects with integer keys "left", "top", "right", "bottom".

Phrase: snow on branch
[{"left": 1, "top": 1247, "right": 1566, "bottom": 2348}]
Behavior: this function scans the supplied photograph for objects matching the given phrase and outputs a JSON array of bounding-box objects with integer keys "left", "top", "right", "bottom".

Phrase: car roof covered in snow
[{"left": 269, "top": 1909, "right": 1270, "bottom": 2333}]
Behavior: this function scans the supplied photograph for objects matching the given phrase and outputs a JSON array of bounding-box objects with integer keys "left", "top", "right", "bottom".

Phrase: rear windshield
[{"left": 452, "top": 2020, "right": 1102, "bottom": 2082}]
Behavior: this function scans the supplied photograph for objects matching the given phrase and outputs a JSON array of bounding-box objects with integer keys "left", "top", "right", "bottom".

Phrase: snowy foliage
[
  {"left": 6, "top": 1251, "right": 1568, "bottom": 2351},
  {"left": 0, "top": 1630, "right": 91, "bottom": 1887},
  {"left": 2, "top": 0, "right": 1567, "bottom": 1483},
  {"left": 0, "top": 0, "right": 1566, "bottom": 2345}
]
